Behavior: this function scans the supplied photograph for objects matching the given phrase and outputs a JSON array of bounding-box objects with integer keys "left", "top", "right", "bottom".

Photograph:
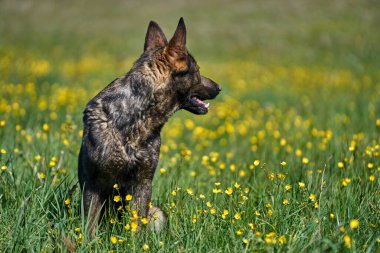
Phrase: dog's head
[{"left": 142, "top": 18, "right": 221, "bottom": 115}]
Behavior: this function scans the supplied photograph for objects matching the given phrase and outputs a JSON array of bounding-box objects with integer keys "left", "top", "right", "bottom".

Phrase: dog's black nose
[{"left": 216, "top": 85, "right": 222, "bottom": 92}]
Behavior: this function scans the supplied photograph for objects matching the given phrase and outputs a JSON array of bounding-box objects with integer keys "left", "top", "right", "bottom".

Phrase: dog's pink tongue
[{"left": 193, "top": 97, "right": 209, "bottom": 108}]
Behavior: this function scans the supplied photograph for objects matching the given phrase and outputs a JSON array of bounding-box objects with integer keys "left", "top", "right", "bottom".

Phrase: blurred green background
[{"left": 1, "top": 0, "right": 379, "bottom": 68}]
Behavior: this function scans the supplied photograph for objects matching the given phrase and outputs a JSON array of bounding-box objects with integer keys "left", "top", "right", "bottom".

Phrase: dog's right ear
[{"left": 144, "top": 21, "right": 168, "bottom": 52}]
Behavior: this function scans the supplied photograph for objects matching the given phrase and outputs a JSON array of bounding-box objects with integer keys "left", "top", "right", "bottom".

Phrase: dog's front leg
[
  {"left": 132, "top": 178, "right": 152, "bottom": 219},
  {"left": 83, "top": 187, "right": 102, "bottom": 238}
]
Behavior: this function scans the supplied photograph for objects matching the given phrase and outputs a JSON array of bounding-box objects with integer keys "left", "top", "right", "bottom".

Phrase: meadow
[{"left": 0, "top": 0, "right": 379, "bottom": 252}]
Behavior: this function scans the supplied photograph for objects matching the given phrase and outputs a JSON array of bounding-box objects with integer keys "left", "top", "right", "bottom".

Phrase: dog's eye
[{"left": 173, "top": 69, "right": 189, "bottom": 77}]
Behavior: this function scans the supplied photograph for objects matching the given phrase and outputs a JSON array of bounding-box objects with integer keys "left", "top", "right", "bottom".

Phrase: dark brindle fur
[{"left": 78, "top": 18, "right": 221, "bottom": 236}]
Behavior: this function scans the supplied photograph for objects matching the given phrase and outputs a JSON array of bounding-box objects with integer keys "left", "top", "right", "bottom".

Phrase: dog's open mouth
[
  {"left": 182, "top": 96, "right": 210, "bottom": 115},
  {"left": 191, "top": 96, "right": 209, "bottom": 110}
]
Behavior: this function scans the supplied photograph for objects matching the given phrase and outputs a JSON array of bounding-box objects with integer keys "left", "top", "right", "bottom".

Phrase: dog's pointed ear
[
  {"left": 164, "top": 18, "right": 188, "bottom": 72},
  {"left": 144, "top": 21, "right": 168, "bottom": 52},
  {"left": 168, "top": 17, "right": 186, "bottom": 51}
]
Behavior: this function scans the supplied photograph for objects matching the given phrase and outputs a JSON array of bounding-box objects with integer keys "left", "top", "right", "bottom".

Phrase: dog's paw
[{"left": 148, "top": 205, "right": 167, "bottom": 232}]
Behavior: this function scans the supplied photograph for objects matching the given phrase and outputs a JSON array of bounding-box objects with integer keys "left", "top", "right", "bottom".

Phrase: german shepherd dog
[{"left": 78, "top": 18, "right": 221, "bottom": 237}]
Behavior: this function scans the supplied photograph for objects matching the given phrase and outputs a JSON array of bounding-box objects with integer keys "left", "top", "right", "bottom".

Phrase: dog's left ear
[
  {"left": 144, "top": 21, "right": 168, "bottom": 52},
  {"left": 168, "top": 17, "right": 186, "bottom": 51},
  {"left": 165, "top": 18, "right": 188, "bottom": 72}
]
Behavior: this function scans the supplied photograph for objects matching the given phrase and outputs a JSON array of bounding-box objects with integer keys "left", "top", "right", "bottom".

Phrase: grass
[{"left": 0, "top": 0, "right": 379, "bottom": 252}]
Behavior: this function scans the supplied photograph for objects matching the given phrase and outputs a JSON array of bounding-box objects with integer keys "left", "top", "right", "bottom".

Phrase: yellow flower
[
  {"left": 131, "top": 221, "right": 138, "bottom": 232},
  {"left": 187, "top": 188, "right": 193, "bottom": 195},
  {"left": 113, "top": 184, "right": 119, "bottom": 189},
  {"left": 368, "top": 163, "right": 374, "bottom": 169},
  {"left": 142, "top": 243, "right": 149, "bottom": 251},
  {"left": 298, "top": 182, "right": 305, "bottom": 188},
  {"left": 77, "top": 233, "right": 83, "bottom": 244},
  {"left": 369, "top": 175, "right": 375, "bottom": 181},
  {"left": 160, "top": 168, "right": 166, "bottom": 174},
  {"left": 0, "top": 120, "right": 5, "bottom": 127},
  {"left": 199, "top": 194, "right": 205, "bottom": 199},
  {"left": 49, "top": 160, "right": 56, "bottom": 168},
  {"left": 210, "top": 208, "right": 216, "bottom": 214},
  {"left": 1, "top": 148, "right": 6, "bottom": 154},
  {"left": 113, "top": 195, "right": 121, "bottom": 202},
  {"left": 63, "top": 139, "right": 70, "bottom": 146},
  {"left": 212, "top": 188, "right": 222, "bottom": 194},
  {"left": 225, "top": 187, "right": 233, "bottom": 195},
  {"left": 341, "top": 178, "right": 351, "bottom": 187},
  {"left": 65, "top": 198, "right": 71, "bottom": 205},
  {"left": 214, "top": 182, "right": 221, "bottom": 186},
  {"left": 302, "top": 157, "right": 309, "bottom": 164},
  {"left": 280, "top": 161, "right": 287, "bottom": 166},
  {"left": 283, "top": 199, "right": 289, "bottom": 205},
  {"left": 285, "top": 184, "right": 292, "bottom": 191},
  {"left": 190, "top": 171, "right": 196, "bottom": 177},
  {"left": 242, "top": 238, "right": 249, "bottom": 244},
  {"left": 110, "top": 236, "right": 117, "bottom": 244},
  {"left": 254, "top": 160, "right": 260, "bottom": 166},
  {"left": 278, "top": 235, "right": 286, "bottom": 244},
  {"left": 330, "top": 213, "right": 335, "bottom": 219},
  {"left": 234, "top": 182, "right": 240, "bottom": 188},
  {"left": 309, "top": 194, "right": 316, "bottom": 202},
  {"left": 1, "top": 165, "right": 7, "bottom": 171},
  {"left": 343, "top": 234, "right": 351, "bottom": 248},
  {"left": 236, "top": 228, "right": 244, "bottom": 236},
  {"left": 125, "top": 194, "right": 133, "bottom": 201},
  {"left": 338, "top": 162, "right": 344, "bottom": 168},
  {"left": 192, "top": 214, "right": 197, "bottom": 223},
  {"left": 34, "top": 155, "right": 42, "bottom": 161},
  {"left": 295, "top": 149, "right": 302, "bottom": 156},
  {"left": 42, "top": 123, "right": 49, "bottom": 131},
  {"left": 39, "top": 172, "right": 45, "bottom": 180},
  {"left": 234, "top": 213, "right": 241, "bottom": 220},
  {"left": 222, "top": 210, "right": 229, "bottom": 219},
  {"left": 206, "top": 201, "right": 212, "bottom": 207},
  {"left": 141, "top": 217, "right": 148, "bottom": 225},
  {"left": 349, "top": 219, "right": 359, "bottom": 229}
]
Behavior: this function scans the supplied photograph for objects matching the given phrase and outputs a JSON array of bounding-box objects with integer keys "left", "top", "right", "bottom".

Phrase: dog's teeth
[{"left": 205, "top": 103, "right": 210, "bottom": 108}]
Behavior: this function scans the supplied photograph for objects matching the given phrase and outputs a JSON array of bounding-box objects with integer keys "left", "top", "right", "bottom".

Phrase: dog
[{"left": 78, "top": 17, "right": 221, "bottom": 237}]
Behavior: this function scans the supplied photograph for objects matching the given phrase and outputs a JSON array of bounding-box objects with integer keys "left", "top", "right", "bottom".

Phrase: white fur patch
[{"left": 148, "top": 205, "right": 167, "bottom": 232}]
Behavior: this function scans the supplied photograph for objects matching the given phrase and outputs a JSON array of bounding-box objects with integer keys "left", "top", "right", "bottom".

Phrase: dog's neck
[{"left": 110, "top": 70, "right": 179, "bottom": 145}]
